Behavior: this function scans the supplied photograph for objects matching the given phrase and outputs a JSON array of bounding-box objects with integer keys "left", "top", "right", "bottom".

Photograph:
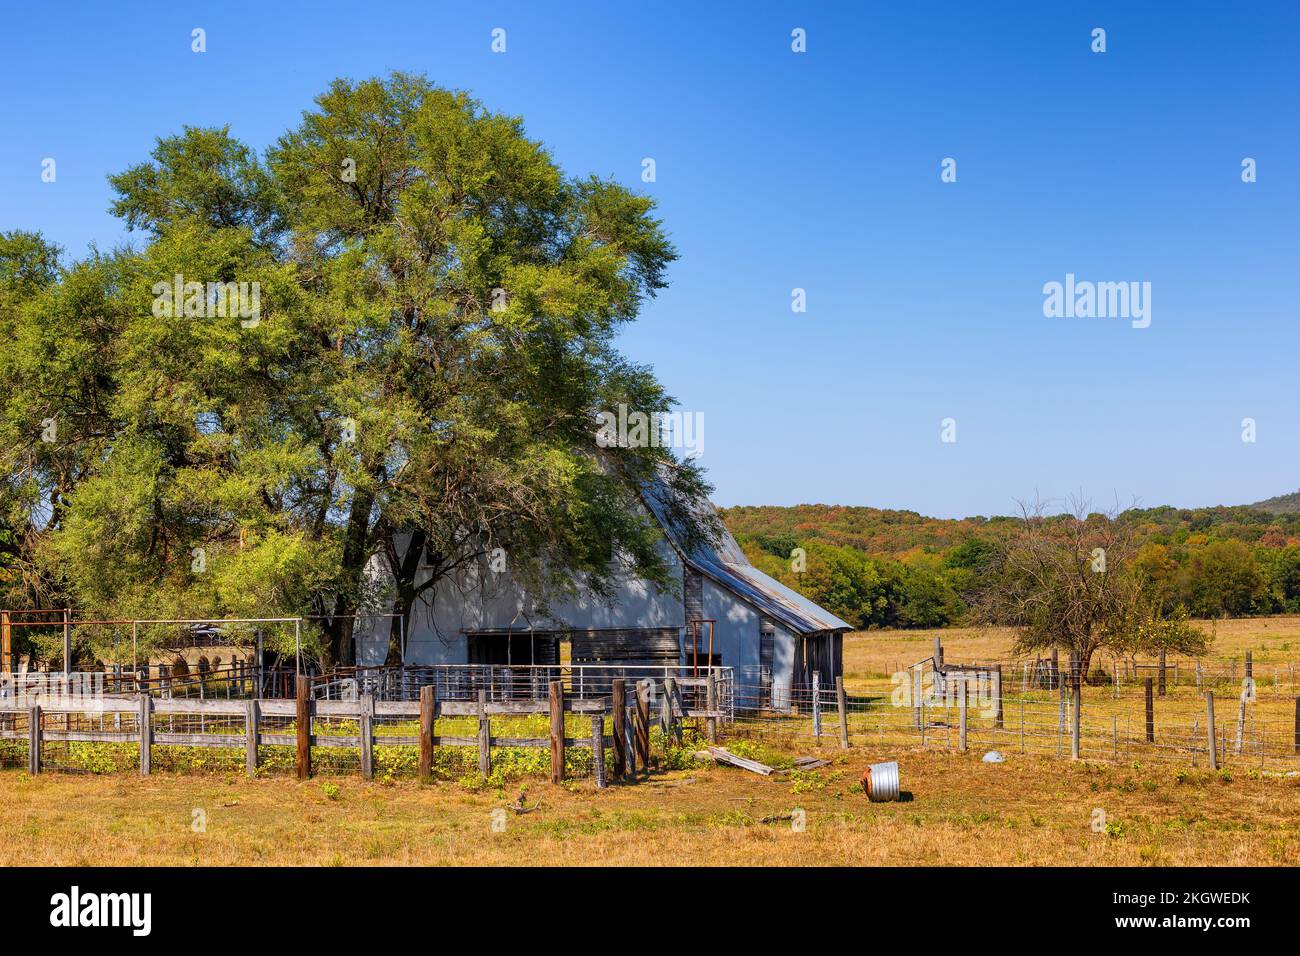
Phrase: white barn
[{"left": 356, "top": 481, "right": 852, "bottom": 706}]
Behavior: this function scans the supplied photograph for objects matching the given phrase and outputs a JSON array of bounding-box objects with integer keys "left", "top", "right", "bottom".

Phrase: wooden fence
[{"left": 1, "top": 676, "right": 727, "bottom": 785}]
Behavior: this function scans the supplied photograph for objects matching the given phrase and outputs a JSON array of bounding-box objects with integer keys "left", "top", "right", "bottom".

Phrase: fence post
[
  {"left": 912, "top": 667, "right": 922, "bottom": 730},
  {"left": 1206, "top": 692, "right": 1217, "bottom": 771},
  {"left": 592, "top": 710, "right": 606, "bottom": 788},
  {"left": 1235, "top": 690, "right": 1247, "bottom": 756},
  {"left": 836, "top": 676, "right": 849, "bottom": 749},
  {"left": 477, "top": 689, "right": 490, "bottom": 780},
  {"left": 611, "top": 679, "right": 627, "bottom": 779},
  {"left": 994, "top": 665, "right": 1004, "bottom": 729},
  {"left": 139, "top": 693, "right": 152, "bottom": 776},
  {"left": 1144, "top": 677, "right": 1154, "bottom": 744},
  {"left": 663, "top": 676, "right": 683, "bottom": 745},
  {"left": 295, "top": 674, "right": 311, "bottom": 780},
  {"left": 812, "top": 672, "right": 821, "bottom": 744},
  {"left": 1057, "top": 679, "right": 1065, "bottom": 754},
  {"left": 658, "top": 676, "right": 670, "bottom": 736},
  {"left": 62, "top": 609, "right": 71, "bottom": 690},
  {"left": 1071, "top": 682, "right": 1081, "bottom": 759},
  {"left": 634, "top": 679, "right": 651, "bottom": 774},
  {"left": 359, "top": 692, "right": 375, "bottom": 781},
  {"left": 1158, "top": 650, "right": 1166, "bottom": 696},
  {"left": 245, "top": 698, "right": 259, "bottom": 777},
  {"left": 28, "top": 704, "right": 41, "bottom": 775},
  {"left": 549, "top": 680, "right": 564, "bottom": 785},
  {"left": 706, "top": 672, "right": 718, "bottom": 744},
  {"left": 625, "top": 707, "right": 637, "bottom": 778},
  {"left": 1245, "top": 650, "right": 1253, "bottom": 682},
  {"left": 419, "top": 684, "right": 435, "bottom": 783},
  {"left": 957, "top": 677, "right": 967, "bottom": 752}
]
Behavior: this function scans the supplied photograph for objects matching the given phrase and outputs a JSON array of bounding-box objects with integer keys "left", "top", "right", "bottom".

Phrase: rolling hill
[{"left": 1251, "top": 490, "right": 1300, "bottom": 515}]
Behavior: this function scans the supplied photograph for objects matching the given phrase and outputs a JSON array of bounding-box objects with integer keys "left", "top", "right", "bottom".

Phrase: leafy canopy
[{"left": 0, "top": 73, "right": 711, "bottom": 666}]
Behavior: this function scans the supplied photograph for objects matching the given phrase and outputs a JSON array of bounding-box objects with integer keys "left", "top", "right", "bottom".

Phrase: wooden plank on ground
[{"left": 706, "top": 746, "right": 775, "bottom": 776}]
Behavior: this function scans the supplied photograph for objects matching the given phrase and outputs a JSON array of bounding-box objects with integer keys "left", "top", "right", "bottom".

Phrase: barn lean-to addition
[{"left": 356, "top": 478, "right": 851, "bottom": 708}]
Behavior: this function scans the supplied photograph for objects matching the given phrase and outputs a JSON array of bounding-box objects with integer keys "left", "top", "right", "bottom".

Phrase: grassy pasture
[
  {"left": 841, "top": 614, "right": 1300, "bottom": 689},
  {"left": 2, "top": 742, "right": 1297, "bottom": 866},
  {"left": 3, "top": 616, "right": 1299, "bottom": 866}
]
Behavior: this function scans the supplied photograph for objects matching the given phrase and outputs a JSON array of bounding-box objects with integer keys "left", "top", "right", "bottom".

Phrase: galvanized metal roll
[{"left": 862, "top": 761, "right": 900, "bottom": 802}]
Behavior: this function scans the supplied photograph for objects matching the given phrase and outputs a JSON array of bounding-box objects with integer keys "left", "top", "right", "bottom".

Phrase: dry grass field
[
  {"left": 841, "top": 615, "right": 1300, "bottom": 691},
  {"left": 832, "top": 616, "right": 1300, "bottom": 770},
  {"left": 3, "top": 616, "right": 1299, "bottom": 867},
  {"left": 2, "top": 742, "right": 1296, "bottom": 866}
]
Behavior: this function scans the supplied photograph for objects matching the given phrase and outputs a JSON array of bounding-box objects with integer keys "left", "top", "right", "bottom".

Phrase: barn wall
[
  {"left": 684, "top": 568, "right": 704, "bottom": 625},
  {"left": 697, "top": 578, "right": 754, "bottom": 684},
  {"left": 358, "top": 534, "right": 686, "bottom": 666},
  {"left": 770, "top": 621, "right": 797, "bottom": 708},
  {"left": 696, "top": 578, "right": 798, "bottom": 707},
  {"left": 570, "top": 627, "right": 681, "bottom": 665},
  {"left": 356, "top": 534, "right": 820, "bottom": 698}
]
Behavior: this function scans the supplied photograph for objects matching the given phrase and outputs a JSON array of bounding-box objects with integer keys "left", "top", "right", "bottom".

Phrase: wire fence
[
  {"left": 855, "top": 654, "right": 1300, "bottom": 696},
  {"left": 0, "top": 686, "right": 641, "bottom": 784},
  {"left": 1, "top": 662, "right": 736, "bottom": 712},
  {"left": 5, "top": 657, "right": 1299, "bottom": 778},
  {"left": 726, "top": 675, "right": 1300, "bottom": 773}
]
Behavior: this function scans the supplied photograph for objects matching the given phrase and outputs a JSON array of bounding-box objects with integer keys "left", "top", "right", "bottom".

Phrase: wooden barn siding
[
  {"left": 684, "top": 568, "right": 704, "bottom": 627},
  {"left": 793, "top": 631, "right": 843, "bottom": 689},
  {"left": 570, "top": 627, "right": 681, "bottom": 664}
]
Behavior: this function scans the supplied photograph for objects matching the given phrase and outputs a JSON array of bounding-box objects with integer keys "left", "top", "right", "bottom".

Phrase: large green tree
[{"left": 2, "top": 73, "right": 711, "bottom": 667}]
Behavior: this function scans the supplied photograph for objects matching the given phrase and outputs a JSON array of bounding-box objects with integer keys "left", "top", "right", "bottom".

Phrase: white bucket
[{"left": 863, "top": 761, "right": 900, "bottom": 802}]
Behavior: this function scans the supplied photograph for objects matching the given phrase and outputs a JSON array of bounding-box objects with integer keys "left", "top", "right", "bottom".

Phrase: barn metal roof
[{"left": 641, "top": 475, "right": 854, "bottom": 635}]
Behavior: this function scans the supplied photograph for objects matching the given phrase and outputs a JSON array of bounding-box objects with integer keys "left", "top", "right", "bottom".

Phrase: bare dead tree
[{"left": 975, "top": 494, "right": 1147, "bottom": 689}]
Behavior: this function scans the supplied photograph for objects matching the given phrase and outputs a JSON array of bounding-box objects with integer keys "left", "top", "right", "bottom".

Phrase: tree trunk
[
  {"left": 327, "top": 488, "right": 377, "bottom": 667},
  {"left": 384, "top": 530, "right": 426, "bottom": 666},
  {"left": 385, "top": 609, "right": 406, "bottom": 666},
  {"left": 1077, "top": 647, "right": 1097, "bottom": 689}
]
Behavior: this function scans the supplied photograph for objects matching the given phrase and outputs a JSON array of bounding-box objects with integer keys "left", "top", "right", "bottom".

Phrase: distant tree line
[
  {"left": 731, "top": 505, "right": 1300, "bottom": 629},
  {"left": 739, "top": 533, "right": 990, "bottom": 629}
]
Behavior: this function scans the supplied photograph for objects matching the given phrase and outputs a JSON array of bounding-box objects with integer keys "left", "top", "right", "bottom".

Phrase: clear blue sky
[{"left": 3, "top": 2, "right": 1297, "bottom": 518}]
